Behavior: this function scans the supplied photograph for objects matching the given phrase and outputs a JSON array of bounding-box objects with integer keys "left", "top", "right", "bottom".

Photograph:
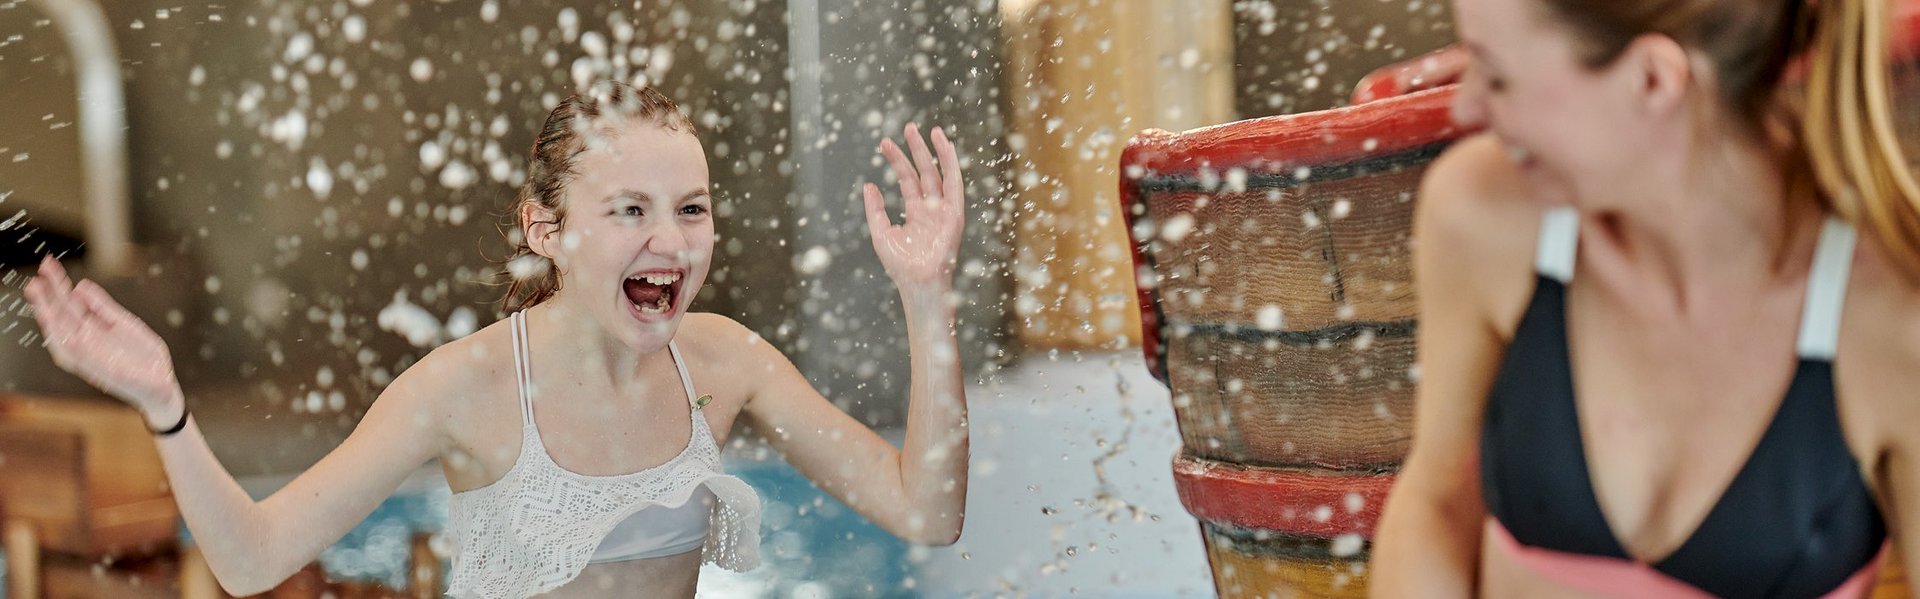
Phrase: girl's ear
[{"left": 522, "top": 200, "right": 562, "bottom": 260}]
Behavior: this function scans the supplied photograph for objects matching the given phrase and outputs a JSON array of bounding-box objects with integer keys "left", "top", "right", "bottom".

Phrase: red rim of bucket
[{"left": 1171, "top": 452, "right": 1396, "bottom": 539}]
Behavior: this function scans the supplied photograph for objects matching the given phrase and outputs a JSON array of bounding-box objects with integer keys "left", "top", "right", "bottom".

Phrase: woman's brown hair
[
  {"left": 1544, "top": 0, "right": 1920, "bottom": 280},
  {"left": 497, "top": 81, "right": 699, "bottom": 312}
]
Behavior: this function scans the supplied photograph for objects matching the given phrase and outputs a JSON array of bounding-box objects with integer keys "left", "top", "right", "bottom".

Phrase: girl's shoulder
[
  {"left": 673, "top": 312, "right": 770, "bottom": 362},
  {"left": 386, "top": 317, "right": 520, "bottom": 420}
]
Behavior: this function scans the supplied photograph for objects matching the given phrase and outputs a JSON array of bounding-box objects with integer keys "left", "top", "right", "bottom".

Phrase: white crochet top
[{"left": 443, "top": 311, "right": 761, "bottom": 598}]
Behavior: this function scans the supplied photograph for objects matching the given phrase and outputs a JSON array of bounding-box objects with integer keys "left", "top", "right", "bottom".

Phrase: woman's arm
[
  {"left": 25, "top": 258, "right": 447, "bottom": 595},
  {"left": 1370, "top": 139, "right": 1528, "bottom": 597},
  {"left": 1882, "top": 446, "right": 1920, "bottom": 597},
  {"left": 1850, "top": 265, "right": 1920, "bottom": 595},
  {"left": 736, "top": 123, "right": 968, "bottom": 545}
]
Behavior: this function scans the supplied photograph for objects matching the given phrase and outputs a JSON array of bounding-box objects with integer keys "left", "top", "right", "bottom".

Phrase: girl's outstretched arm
[
  {"left": 25, "top": 257, "right": 449, "bottom": 595},
  {"left": 736, "top": 122, "right": 968, "bottom": 545}
]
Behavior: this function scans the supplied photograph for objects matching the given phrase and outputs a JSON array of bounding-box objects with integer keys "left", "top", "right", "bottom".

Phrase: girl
[
  {"left": 23, "top": 81, "right": 971, "bottom": 598},
  {"left": 1373, "top": 0, "right": 1920, "bottom": 596}
]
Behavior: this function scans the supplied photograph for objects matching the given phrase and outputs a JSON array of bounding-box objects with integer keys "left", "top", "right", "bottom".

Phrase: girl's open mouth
[{"left": 623, "top": 270, "right": 681, "bottom": 317}]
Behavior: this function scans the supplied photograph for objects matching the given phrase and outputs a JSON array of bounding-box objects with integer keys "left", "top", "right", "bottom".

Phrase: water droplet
[
  {"left": 1160, "top": 214, "right": 1196, "bottom": 243},
  {"left": 1331, "top": 533, "right": 1364, "bottom": 557},
  {"left": 439, "top": 161, "right": 476, "bottom": 190},
  {"left": 342, "top": 16, "right": 366, "bottom": 43},
  {"left": 409, "top": 57, "right": 435, "bottom": 83},
  {"left": 306, "top": 160, "right": 334, "bottom": 199},
  {"left": 795, "top": 246, "right": 832, "bottom": 275},
  {"left": 1255, "top": 305, "right": 1284, "bottom": 331}
]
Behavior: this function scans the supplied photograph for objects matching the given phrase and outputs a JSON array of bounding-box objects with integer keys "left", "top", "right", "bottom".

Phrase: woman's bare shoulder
[
  {"left": 1416, "top": 134, "right": 1548, "bottom": 336},
  {"left": 1840, "top": 239, "right": 1920, "bottom": 455}
]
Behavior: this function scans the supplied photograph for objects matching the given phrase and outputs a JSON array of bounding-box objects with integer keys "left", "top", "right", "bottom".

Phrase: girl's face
[
  {"left": 533, "top": 122, "right": 714, "bottom": 351},
  {"left": 1448, "top": 0, "right": 1671, "bottom": 208}
]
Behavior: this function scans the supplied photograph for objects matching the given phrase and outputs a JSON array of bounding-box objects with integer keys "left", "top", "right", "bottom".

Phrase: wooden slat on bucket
[
  {"left": 1137, "top": 160, "right": 1426, "bottom": 330},
  {"left": 1168, "top": 329, "right": 1414, "bottom": 469},
  {"left": 1205, "top": 536, "right": 1369, "bottom": 599}
]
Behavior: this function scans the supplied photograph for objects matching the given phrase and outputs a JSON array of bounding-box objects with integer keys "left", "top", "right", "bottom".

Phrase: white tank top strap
[
  {"left": 1536, "top": 206, "right": 1581, "bottom": 284},
  {"left": 666, "top": 341, "right": 701, "bottom": 409},
  {"left": 511, "top": 311, "right": 534, "bottom": 424},
  {"left": 1795, "top": 216, "right": 1857, "bottom": 361}
]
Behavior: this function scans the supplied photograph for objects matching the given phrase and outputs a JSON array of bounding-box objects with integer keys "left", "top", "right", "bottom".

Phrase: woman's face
[
  {"left": 1448, "top": 0, "right": 1661, "bottom": 207},
  {"left": 539, "top": 122, "right": 714, "bottom": 351}
]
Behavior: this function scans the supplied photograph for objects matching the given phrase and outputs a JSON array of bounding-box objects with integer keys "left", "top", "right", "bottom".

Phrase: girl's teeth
[{"left": 633, "top": 297, "right": 672, "bottom": 315}]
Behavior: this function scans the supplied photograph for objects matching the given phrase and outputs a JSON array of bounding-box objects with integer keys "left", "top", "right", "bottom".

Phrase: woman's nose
[{"left": 1450, "top": 82, "right": 1488, "bottom": 130}]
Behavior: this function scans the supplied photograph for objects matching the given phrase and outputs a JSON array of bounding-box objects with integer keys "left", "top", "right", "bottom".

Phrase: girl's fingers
[
  {"left": 25, "top": 278, "right": 75, "bottom": 345},
  {"left": 932, "top": 127, "right": 963, "bottom": 209},
  {"left": 43, "top": 257, "right": 74, "bottom": 296},
  {"left": 879, "top": 139, "right": 924, "bottom": 203},
  {"left": 73, "top": 281, "right": 135, "bottom": 332},
  {"left": 862, "top": 183, "right": 893, "bottom": 235},
  {"left": 904, "top": 123, "right": 942, "bottom": 200}
]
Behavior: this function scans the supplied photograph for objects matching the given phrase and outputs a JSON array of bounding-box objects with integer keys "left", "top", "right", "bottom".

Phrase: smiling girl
[{"left": 24, "top": 81, "right": 971, "bottom": 598}]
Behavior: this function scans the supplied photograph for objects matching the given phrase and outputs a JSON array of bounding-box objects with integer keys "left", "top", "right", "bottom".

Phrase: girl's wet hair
[
  {"left": 1544, "top": 0, "right": 1920, "bottom": 280},
  {"left": 496, "top": 81, "right": 699, "bottom": 313}
]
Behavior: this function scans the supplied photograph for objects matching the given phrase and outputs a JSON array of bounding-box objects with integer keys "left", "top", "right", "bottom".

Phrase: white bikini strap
[
  {"left": 1795, "top": 217, "right": 1857, "bottom": 361},
  {"left": 667, "top": 341, "right": 700, "bottom": 409},
  {"left": 511, "top": 311, "right": 534, "bottom": 423},
  {"left": 1536, "top": 207, "right": 1580, "bottom": 284}
]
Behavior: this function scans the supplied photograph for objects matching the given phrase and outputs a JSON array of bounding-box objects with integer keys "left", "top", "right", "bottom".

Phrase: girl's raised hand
[
  {"left": 23, "top": 256, "right": 181, "bottom": 425},
  {"left": 863, "top": 123, "right": 966, "bottom": 292}
]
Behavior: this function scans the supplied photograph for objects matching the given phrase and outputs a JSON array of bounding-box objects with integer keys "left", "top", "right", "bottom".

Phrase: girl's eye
[
  {"left": 620, "top": 206, "right": 642, "bottom": 217},
  {"left": 681, "top": 205, "right": 709, "bottom": 216}
]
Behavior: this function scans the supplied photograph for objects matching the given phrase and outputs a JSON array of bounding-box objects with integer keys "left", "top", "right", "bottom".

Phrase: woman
[
  {"left": 22, "top": 81, "right": 970, "bottom": 598},
  {"left": 1372, "top": 0, "right": 1920, "bottom": 596}
]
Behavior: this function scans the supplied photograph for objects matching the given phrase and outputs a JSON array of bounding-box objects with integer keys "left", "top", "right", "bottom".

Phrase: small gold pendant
[{"left": 695, "top": 394, "right": 713, "bottom": 409}]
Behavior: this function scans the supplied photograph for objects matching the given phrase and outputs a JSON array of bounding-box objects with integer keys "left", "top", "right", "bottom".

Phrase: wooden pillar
[
  {"left": 408, "top": 532, "right": 440, "bottom": 599},
  {"left": 5, "top": 517, "right": 39, "bottom": 599},
  {"left": 1000, "top": 0, "right": 1233, "bottom": 351}
]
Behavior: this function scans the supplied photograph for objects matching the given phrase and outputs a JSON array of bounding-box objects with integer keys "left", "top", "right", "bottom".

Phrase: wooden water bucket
[{"left": 1121, "top": 87, "right": 1459, "bottom": 597}]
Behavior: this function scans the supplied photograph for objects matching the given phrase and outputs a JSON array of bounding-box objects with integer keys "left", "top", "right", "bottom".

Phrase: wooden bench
[
  {"left": 0, "top": 394, "right": 441, "bottom": 598},
  {"left": 0, "top": 394, "right": 181, "bottom": 598}
]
